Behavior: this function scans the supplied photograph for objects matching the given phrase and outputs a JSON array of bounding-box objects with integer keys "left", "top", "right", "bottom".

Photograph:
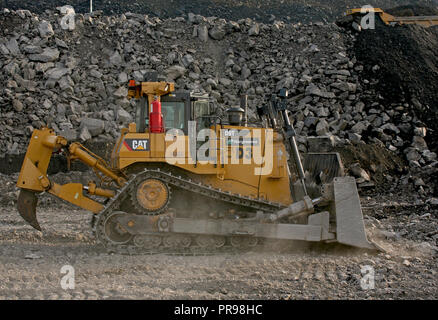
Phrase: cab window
[
  {"left": 193, "top": 100, "right": 210, "bottom": 129},
  {"left": 162, "top": 101, "right": 185, "bottom": 130}
]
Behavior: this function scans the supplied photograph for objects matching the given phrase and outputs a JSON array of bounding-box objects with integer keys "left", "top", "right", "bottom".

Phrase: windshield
[
  {"left": 162, "top": 101, "right": 185, "bottom": 130},
  {"left": 193, "top": 100, "right": 210, "bottom": 129}
]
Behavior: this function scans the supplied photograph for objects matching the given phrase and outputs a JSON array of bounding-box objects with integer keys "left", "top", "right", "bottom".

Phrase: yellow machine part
[
  {"left": 128, "top": 81, "right": 175, "bottom": 109},
  {"left": 346, "top": 7, "right": 438, "bottom": 27},
  {"left": 48, "top": 183, "right": 104, "bottom": 213},
  {"left": 111, "top": 124, "right": 294, "bottom": 206},
  {"left": 14, "top": 79, "right": 376, "bottom": 250},
  {"left": 17, "top": 128, "right": 67, "bottom": 192},
  {"left": 16, "top": 128, "right": 118, "bottom": 218}
]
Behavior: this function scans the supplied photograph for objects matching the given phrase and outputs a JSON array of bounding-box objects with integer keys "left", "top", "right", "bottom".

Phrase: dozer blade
[
  {"left": 332, "top": 176, "right": 376, "bottom": 250},
  {"left": 17, "top": 189, "right": 41, "bottom": 231}
]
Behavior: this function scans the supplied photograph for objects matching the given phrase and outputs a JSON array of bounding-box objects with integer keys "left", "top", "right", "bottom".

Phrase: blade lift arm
[{"left": 273, "top": 89, "right": 308, "bottom": 197}]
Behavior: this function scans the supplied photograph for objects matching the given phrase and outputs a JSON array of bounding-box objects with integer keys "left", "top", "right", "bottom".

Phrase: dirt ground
[{"left": 0, "top": 194, "right": 436, "bottom": 300}]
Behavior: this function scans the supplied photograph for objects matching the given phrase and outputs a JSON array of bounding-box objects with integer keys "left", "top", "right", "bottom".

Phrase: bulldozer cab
[{"left": 134, "top": 91, "right": 212, "bottom": 134}]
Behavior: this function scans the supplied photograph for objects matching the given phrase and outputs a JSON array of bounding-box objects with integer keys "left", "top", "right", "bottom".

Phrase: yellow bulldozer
[
  {"left": 340, "top": 7, "right": 438, "bottom": 31},
  {"left": 15, "top": 77, "right": 377, "bottom": 253}
]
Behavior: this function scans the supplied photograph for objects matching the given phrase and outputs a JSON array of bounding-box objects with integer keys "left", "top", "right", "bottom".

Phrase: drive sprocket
[{"left": 130, "top": 178, "right": 171, "bottom": 215}]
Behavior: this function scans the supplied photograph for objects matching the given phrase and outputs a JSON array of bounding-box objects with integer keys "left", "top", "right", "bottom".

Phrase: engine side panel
[{"left": 115, "top": 125, "right": 293, "bottom": 206}]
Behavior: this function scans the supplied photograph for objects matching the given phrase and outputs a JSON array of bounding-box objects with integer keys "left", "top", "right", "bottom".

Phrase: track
[{"left": 93, "top": 168, "right": 288, "bottom": 255}]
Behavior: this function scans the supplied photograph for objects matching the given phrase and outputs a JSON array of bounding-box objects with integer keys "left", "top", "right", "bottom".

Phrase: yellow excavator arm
[
  {"left": 344, "top": 7, "right": 438, "bottom": 28},
  {"left": 16, "top": 127, "right": 125, "bottom": 230}
]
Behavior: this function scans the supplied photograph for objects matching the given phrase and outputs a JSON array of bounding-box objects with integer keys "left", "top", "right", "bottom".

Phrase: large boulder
[
  {"left": 305, "top": 83, "right": 335, "bottom": 99},
  {"left": 117, "top": 108, "right": 133, "bottom": 124},
  {"left": 12, "top": 99, "right": 24, "bottom": 112},
  {"left": 28, "top": 48, "right": 60, "bottom": 63},
  {"left": 80, "top": 118, "right": 105, "bottom": 136},
  {"left": 113, "top": 87, "right": 128, "bottom": 98},
  {"left": 38, "top": 21, "right": 54, "bottom": 38},
  {"left": 109, "top": 51, "right": 123, "bottom": 66},
  {"left": 197, "top": 25, "right": 209, "bottom": 42},
  {"left": 248, "top": 23, "right": 260, "bottom": 36},
  {"left": 5, "top": 38, "right": 20, "bottom": 55},
  {"left": 165, "top": 65, "right": 186, "bottom": 81},
  {"left": 45, "top": 68, "right": 70, "bottom": 80},
  {"left": 23, "top": 45, "right": 43, "bottom": 54},
  {"left": 209, "top": 25, "right": 226, "bottom": 40}
]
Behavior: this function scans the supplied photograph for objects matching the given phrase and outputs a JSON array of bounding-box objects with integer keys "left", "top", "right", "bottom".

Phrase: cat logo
[{"left": 123, "top": 139, "right": 150, "bottom": 151}]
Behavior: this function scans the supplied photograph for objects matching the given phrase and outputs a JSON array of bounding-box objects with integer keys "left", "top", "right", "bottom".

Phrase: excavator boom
[{"left": 341, "top": 7, "right": 438, "bottom": 30}]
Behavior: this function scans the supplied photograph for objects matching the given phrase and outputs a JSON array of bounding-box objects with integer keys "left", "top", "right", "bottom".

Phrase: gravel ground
[{"left": 0, "top": 196, "right": 436, "bottom": 300}]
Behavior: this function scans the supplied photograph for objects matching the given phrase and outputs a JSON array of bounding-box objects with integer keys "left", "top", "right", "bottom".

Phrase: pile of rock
[{"left": 0, "top": 7, "right": 436, "bottom": 193}]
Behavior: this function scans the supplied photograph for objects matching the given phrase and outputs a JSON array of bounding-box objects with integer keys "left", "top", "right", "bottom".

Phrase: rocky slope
[
  {"left": 0, "top": 6, "right": 436, "bottom": 196},
  {"left": 1, "top": 0, "right": 437, "bottom": 23}
]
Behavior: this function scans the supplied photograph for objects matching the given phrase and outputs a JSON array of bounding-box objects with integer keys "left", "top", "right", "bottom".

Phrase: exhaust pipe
[
  {"left": 240, "top": 94, "right": 248, "bottom": 126},
  {"left": 17, "top": 189, "right": 41, "bottom": 231}
]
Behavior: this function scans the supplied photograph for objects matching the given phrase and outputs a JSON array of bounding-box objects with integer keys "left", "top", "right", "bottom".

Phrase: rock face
[
  {"left": 0, "top": 8, "right": 436, "bottom": 195},
  {"left": 1, "top": 1, "right": 430, "bottom": 25},
  {"left": 0, "top": 1, "right": 335, "bottom": 24}
]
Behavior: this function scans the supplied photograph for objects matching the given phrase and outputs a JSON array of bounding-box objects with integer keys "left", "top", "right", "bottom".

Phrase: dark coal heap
[
  {"left": 353, "top": 22, "right": 438, "bottom": 152},
  {"left": 386, "top": 4, "right": 438, "bottom": 15}
]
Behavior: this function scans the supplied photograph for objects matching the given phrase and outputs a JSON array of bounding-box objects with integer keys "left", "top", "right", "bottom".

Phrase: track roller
[
  {"left": 163, "top": 234, "right": 192, "bottom": 248},
  {"left": 230, "top": 236, "right": 258, "bottom": 248},
  {"left": 133, "top": 234, "right": 162, "bottom": 249},
  {"left": 195, "top": 235, "right": 226, "bottom": 248},
  {"left": 103, "top": 211, "right": 133, "bottom": 244}
]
